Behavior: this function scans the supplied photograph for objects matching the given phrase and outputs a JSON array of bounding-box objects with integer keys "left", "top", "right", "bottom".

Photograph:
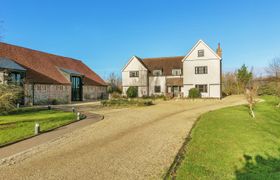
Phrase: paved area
[{"left": 0, "top": 95, "right": 246, "bottom": 180}]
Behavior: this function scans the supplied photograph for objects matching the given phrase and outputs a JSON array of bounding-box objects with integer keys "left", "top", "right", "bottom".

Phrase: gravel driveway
[{"left": 0, "top": 95, "right": 246, "bottom": 180}]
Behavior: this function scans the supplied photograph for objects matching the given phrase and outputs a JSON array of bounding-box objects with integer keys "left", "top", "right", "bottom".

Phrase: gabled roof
[
  {"left": 182, "top": 39, "right": 222, "bottom": 61},
  {"left": 0, "top": 57, "right": 26, "bottom": 71},
  {"left": 142, "top": 56, "right": 184, "bottom": 76},
  {"left": 0, "top": 42, "right": 107, "bottom": 86},
  {"left": 121, "top": 56, "right": 148, "bottom": 72}
]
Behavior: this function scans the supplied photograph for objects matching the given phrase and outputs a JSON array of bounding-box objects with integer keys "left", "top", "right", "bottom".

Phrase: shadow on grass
[{"left": 235, "top": 153, "right": 280, "bottom": 180}]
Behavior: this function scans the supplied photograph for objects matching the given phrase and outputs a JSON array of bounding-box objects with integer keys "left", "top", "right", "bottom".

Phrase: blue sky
[{"left": 1, "top": 0, "right": 280, "bottom": 78}]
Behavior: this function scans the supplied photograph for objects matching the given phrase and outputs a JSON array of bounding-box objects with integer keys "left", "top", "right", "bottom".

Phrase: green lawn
[
  {"left": 173, "top": 96, "right": 280, "bottom": 180},
  {"left": 0, "top": 108, "right": 76, "bottom": 146}
]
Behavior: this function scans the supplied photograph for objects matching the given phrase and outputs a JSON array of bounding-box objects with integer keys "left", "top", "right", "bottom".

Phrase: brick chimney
[{"left": 216, "top": 43, "right": 222, "bottom": 58}]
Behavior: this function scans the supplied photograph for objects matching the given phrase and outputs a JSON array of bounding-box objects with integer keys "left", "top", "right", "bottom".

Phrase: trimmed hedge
[{"left": 101, "top": 98, "right": 153, "bottom": 107}]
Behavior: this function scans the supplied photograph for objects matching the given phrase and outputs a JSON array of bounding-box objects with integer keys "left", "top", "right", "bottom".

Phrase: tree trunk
[{"left": 250, "top": 104, "right": 255, "bottom": 118}]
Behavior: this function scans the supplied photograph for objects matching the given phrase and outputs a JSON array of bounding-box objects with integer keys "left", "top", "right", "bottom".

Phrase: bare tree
[
  {"left": 222, "top": 72, "right": 238, "bottom": 95},
  {"left": 107, "top": 72, "right": 122, "bottom": 93},
  {"left": 266, "top": 58, "right": 280, "bottom": 78},
  {"left": 264, "top": 57, "right": 280, "bottom": 107}
]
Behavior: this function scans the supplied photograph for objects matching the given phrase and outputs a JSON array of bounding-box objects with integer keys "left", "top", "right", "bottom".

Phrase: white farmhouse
[{"left": 122, "top": 40, "right": 222, "bottom": 98}]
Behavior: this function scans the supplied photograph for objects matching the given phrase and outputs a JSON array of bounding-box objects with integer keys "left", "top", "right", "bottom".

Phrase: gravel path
[{"left": 0, "top": 95, "right": 246, "bottom": 180}]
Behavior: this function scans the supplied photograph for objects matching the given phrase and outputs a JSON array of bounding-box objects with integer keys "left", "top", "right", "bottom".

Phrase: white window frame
[
  {"left": 195, "top": 84, "right": 208, "bottom": 93},
  {"left": 154, "top": 86, "right": 161, "bottom": 93},
  {"left": 152, "top": 70, "right": 162, "bottom": 76},
  {"left": 129, "top": 71, "right": 139, "bottom": 77},
  {"left": 172, "top": 69, "right": 182, "bottom": 76},
  {"left": 198, "top": 49, "right": 204, "bottom": 57},
  {"left": 195, "top": 66, "right": 208, "bottom": 74}
]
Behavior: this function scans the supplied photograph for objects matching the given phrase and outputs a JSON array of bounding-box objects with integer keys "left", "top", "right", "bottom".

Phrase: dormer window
[
  {"left": 198, "top": 50, "right": 204, "bottom": 57},
  {"left": 153, "top": 70, "right": 162, "bottom": 76},
  {"left": 172, "top": 69, "right": 182, "bottom": 76}
]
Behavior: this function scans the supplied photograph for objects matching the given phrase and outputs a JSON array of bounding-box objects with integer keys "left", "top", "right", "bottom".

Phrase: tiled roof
[
  {"left": 166, "top": 78, "right": 183, "bottom": 86},
  {"left": 0, "top": 42, "right": 106, "bottom": 86},
  {"left": 0, "top": 57, "right": 26, "bottom": 71},
  {"left": 142, "top": 56, "right": 184, "bottom": 76}
]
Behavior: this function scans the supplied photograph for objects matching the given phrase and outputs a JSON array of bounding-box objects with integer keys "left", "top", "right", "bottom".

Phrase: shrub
[
  {"left": 126, "top": 86, "right": 138, "bottom": 98},
  {"left": 0, "top": 84, "right": 23, "bottom": 114},
  {"left": 188, "top": 88, "right": 201, "bottom": 98},
  {"left": 101, "top": 98, "right": 153, "bottom": 107},
  {"left": 257, "top": 83, "right": 278, "bottom": 96},
  {"left": 110, "top": 92, "right": 122, "bottom": 99}
]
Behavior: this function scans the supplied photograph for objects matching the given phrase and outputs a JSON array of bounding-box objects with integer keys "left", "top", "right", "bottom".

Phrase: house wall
[
  {"left": 24, "top": 84, "right": 71, "bottom": 105},
  {"left": 183, "top": 41, "right": 221, "bottom": 98},
  {"left": 149, "top": 76, "right": 166, "bottom": 96},
  {"left": 83, "top": 85, "right": 107, "bottom": 100},
  {"left": 122, "top": 56, "right": 148, "bottom": 97}
]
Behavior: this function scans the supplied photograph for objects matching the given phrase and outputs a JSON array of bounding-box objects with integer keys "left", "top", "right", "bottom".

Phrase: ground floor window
[
  {"left": 195, "top": 84, "right": 208, "bottom": 93},
  {"left": 154, "top": 86, "right": 161, "bottom": 93},
  {"left": 8, "top": 72, "right": 24, "bottom": 86}
]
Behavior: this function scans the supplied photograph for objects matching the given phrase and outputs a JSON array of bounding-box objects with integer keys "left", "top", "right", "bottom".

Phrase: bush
[
  {"left": 0, "top": 84, "right": 22, "bottom": 114},
  {"left": 101, "top": 98, "right": 153, "bottom": 107},
  {"left": 257, "top": 83, "right": 278, "bottom": 96},
  {"left": 126, "top": 86, "right": 138, "bottom": 98},
  {"left": 188, "top": 88, "right": 201, "bottom": 98},
  {"left": 109, "top": 92, "right": 122, "bottom": 99}
]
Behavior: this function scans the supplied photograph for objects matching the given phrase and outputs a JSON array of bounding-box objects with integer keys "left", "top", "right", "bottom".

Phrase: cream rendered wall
[
  {"left": 122, "top": 56, "right": 148, "bottom": 97},
  {"left": 149, "top": 76, "right": 166, "bottom": 96},
  {"left": 183, "top": 40, "right": 221, "bottom": 98}
]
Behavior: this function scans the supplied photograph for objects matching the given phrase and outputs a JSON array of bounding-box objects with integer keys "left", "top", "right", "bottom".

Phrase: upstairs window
[
  {"left": 195, "top": 66, "right": 208, "bottom": 74},
  {"left": 195, "top": 84, "right": 208, "bottom": 93},
  {"left": 172, "top": 69, "right": 182, "bottom": 76},
  {"left": 198, "top": 50, "right": 204, "bottom": 57},
  {"left": 153, "top": 70, "right": 162, "bottom": 76},
  {"left": 129, "top": 71, "right": 139, "bottom": 77},
  {"left": 154, "top": 86, "right": 161, "bottom": 93}
]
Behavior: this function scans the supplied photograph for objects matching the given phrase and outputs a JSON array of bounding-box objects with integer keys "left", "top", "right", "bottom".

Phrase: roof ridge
[
  {"left": 142, "top": 56, "right": 185, "bottom": 60},
  {"left": 0, "top": 42, "right": 82, "bottom": 62}
]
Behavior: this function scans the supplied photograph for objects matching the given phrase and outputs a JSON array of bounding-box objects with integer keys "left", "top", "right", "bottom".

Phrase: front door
[
  {"left": 71, "top": 76, "right": 82, "bottom": 101},
  {"left": 172, "top": 86, "right": 180, "bottom": 96}
]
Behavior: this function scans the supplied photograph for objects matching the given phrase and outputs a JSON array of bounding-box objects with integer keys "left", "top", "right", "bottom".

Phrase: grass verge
[
  {"left": 168, "top": 96, "right": 280, "bottom": 180},
  {"left": 0, "top": 108, "right": 76, "bottom": 146}
]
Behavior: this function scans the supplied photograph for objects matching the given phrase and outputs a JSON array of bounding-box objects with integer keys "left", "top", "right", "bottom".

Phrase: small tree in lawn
[
  {"left": 237, "top": 64, "right": 256, "bottom": 118},
  {"left": 245, "top": 86, "right": 257, "bottom": 118},
  {"left": 237, "top": 64, "right": 253, "bottom": 94},
  {"left": 126, "top": 86, "right": 138, "bottom": 98}
]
